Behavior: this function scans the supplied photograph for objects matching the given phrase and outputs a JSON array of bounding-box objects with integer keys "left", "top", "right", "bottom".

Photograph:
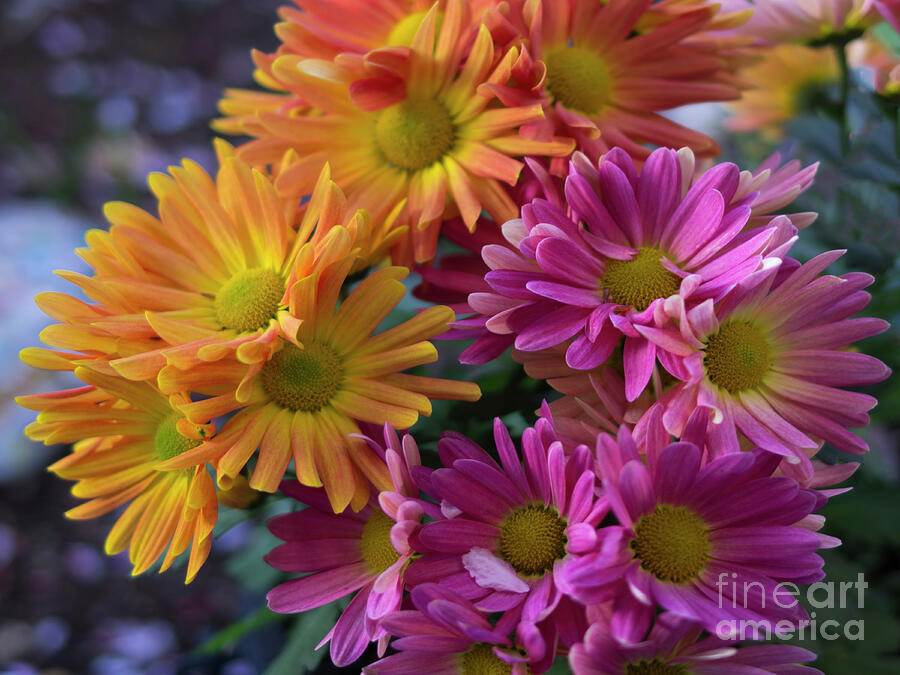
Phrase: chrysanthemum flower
[
  {"left": 108, "top": 145, "right": 398, "bottom": 386},
  {"left": 485, "top": 0, "right": 748, "bottom": 166},
  {"left": 721, "top": 0, "right": 881, "bottom": 44},
  {"left": 647, "top": 250, "right": 890, "bottom": 475},
  {"left": 471, "top": 147, "right": 797, "bottom": 401},
  {"left": 727, "top": 44, "right": 838, "bottom": 139},
  {"left": 230, "top": 1, "right": 574, "bottom": 263},
  {"left": 364, "top": 583, "right": 549, "bottom": 674},
  {"left": 265, "top": 426, "right": 431, "bottom": 666},
  {"left": 558, "top": 428, "right": 838, "bottom": 634},
  {"left": 17, "top": 368, "right": 218, "bottom": 583},
  {"left": 407, "top": 411, "right": 605, "bottom": 660},
  {"left": 570, "top": 610, "right": 821, "bottom": 675},
  {"left": 850, "top": 33, "right": 900, "bottom": 97},
  {"left": 158, "top": 261, "right": 480, "bottom": 512}
]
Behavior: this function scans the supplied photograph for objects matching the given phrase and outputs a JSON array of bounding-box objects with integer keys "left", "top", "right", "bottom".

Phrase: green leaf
[
  {"left": 263, "top": 603, "right": 342, "bottom": 675},
  {"left": 193, "top": 605, "right": 286, "bottom": 656}
]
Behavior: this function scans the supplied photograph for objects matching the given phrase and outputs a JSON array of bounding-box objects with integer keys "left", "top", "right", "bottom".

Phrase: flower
[
  {"left": 265, "top": 426, "right": 430, "bottom": 666},
  {"left": 226, "top": 1, "right": 573, "bottom": 263},
  {"left": 850, "top": 32, "right": 900, "bottom": 97},
  {"left": 407, "top": 410, "right": 605, "bottom": 661},
  {"left": 17, "top": 368, "right": 218, "bottom": 583},
  {"left": 647, "top": 250, "right": 891, "bottom": 476},
  {"left": 159, "top": 258, "right": 480, "bottom": 513},
  {"left": 721, "top": 0, "right": 881, "bottom": 44},
  {"left": 727, "top": 44, "right": 838, "bottom": 138},
  {"left": 485, "top": 0, "right": 749, "bottom": 166},
  {"left": 875, "top": 0, "right": 900, "bottom": 30},
  {"left": 364, "top": 583, "right": 549, "bottom": 674},
  {"left": 570, "top": 609, "right": 821, "bottom": 675},
  {"left": 558, "top": 428, "right": 838, "bottom": 635},
  {"left": 471, "top": 147, "right": 797, "bottom": 402}
]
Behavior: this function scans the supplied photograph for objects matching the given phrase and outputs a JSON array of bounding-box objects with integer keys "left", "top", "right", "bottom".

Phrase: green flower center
[
  {"left": 153, "top": 416, "right": 201, "bottom": 462},
  {"left": 601, "top": 247, "right": 681, "bottom": 311},
  {"left": 631, "top": 505, "right": 710, "bottom": 584},
  {"left": 498, "top": 504, "right": 568, "bottom": 577},
  {"left": 261, "top": 342, "right": 343, "bottom": 412},
  {"left": 387, "top": 10, "right": 444, "bottom": 46},
  {"left": 375, "top": 98, "right": 455, "bottom": 171},
  {"left": 214, "top": 268, "right": 285, "bottom": 333},
  {"left": 704, "top": 320, "right": 772, "bottom": 393},
  {"left": 544, "top": 46, "right": 612, "bottom": 114},
  {"left": 360, "top": 509, "right": 402, "bottom": 573},
  {"left": 625, "top": 660, "right": 687, "bottom": 675},
  {"left": 461, "top": 644, "right": 513, "bottom": 675}
]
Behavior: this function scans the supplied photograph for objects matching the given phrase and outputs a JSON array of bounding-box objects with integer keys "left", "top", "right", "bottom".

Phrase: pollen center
[
  {"left": 214, "top": 268, "right": 285, "bottom": 333},
  {"left": 631, "top": 505, "right": 710, "bottom": 584},
  {"left": 498, "top": 504, "right": 567, "bottom": 577},
  {"left": 261, "top": 342, "right": 343, "bottom": 412},
  {"left": 545, "top": 46, "right": 612, "bottom": 114},
  {"left": 601, "top": 247, "right": 681, "bottom": 311},
  {"left": 375, "top": 98, "right": 455, "bottom": 171},
  {"left": 625, "top": 660, "right": 686, "bottom": 675},
  {"left": 360, "top": 509, "right": 402, "bottom": 574},
  {"left": 461, "top": 644, "right": 513, "bottom": 675},
  {"left": 704, "top": 320, "right": 772, "bottom": 393},
  {"left": 153, "top": 416, "right": 201, "bottom": 462},
  {"left": 387, "top": 10, "right": 444, "bottom": 46}
]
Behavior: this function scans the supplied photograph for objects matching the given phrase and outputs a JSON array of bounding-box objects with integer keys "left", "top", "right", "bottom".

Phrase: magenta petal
[
  {"left": 514, "top": 304, "right": 589, "bottom": 351},
  {"left": 330, "top": 584, "right": 374, "bottom": 667},
  {"left": 264, "top": 539, "right": 361, "bottom": 573},
  {"left": 462, "top": 547, "right": 529, "bottom": 593},
  {"left": 623, "top": 335, "right": 656, "bottom": 401},
  {"left": 267, "top": 562, "right": 373, "bottom": 613},
  {"left": 418, "top": 519, "right": 501, "bottom": 552}
]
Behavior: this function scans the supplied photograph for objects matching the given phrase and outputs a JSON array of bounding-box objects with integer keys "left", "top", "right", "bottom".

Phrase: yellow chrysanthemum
[
  {"left": 222, "top": 1, "right": 574, "bottom": 263},
  {"left": 17, "top": 369, "right": 218, "bottom": 583},
  {"left": 727, "top": 44, "right": 838, "bottom": 138},
  {"left": 158, "top": 260, "right": 482, "bottom": 513}
]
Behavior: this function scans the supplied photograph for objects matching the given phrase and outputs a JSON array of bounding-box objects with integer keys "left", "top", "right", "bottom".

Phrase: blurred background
[{"left": 1, "top": 1, "right": 898, "bottom": 673}]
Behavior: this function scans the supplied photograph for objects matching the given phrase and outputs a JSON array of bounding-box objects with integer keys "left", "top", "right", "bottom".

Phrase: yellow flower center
[
  {"left": 387, "top": 10, "right": 444, "bottom": 46},
  {"left": 631, "top": 505, "right": 710, "bottom": 584},
  {"left": 498, "top": 504, "right": 568, "bottom": 577},
  {"left": 461, "top": 644, "right": 513, "bottom": 675},
  {"left": 704, "top": 320, "right": 772, "bottom": 393},
  {"left": 544, "top": 46, "right": 612, "bottom": 114},
  {"left": 601, "top": 247, "right": 681, "bottom": 311},
  {"left": 626, "top": 660, "right": 686, "bottom": 675},
  {"left": 360, "top": 509, "right": 402, "bottom": 573},
  {"left": 214, "top": 268, "right": 285, "bottom": 333},
  {"left": 153, "top": 416, "right": 201, "bottom": 462},
  {"left": 375, "top": 98, "right": 455, "bottom": 171},
  {"left": 261, "top": 342, "right": 343, "bottom": 412}
]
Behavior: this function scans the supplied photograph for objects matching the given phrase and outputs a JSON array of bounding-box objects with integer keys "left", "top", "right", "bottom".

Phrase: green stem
[{"left": 834, "top": 42, "right": 851, "bottom": 154}]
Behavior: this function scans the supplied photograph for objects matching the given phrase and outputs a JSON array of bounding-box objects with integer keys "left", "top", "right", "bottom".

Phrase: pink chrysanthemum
[
  {"left": 471, "top": 146, "right": 799, "bottom": 402},
  {"left": 570, "top": 609, "right": 821, "bottom": 675},
  {"left": 265, "top": 426, "right": 431, "bottom": 666},
  {"left": 558, "top": 426, "right": 840, "bottom": 635},
  {"left": 406, "top": 410, "right": 606, "bottom": 661},
  {"left": 364, "top": 583, "right": 549, "bottom": 674},
  {"left": 646, "top": 250, "right": 891, "bottom": 476},
  {"left": 721, "top": 0, "right": 881, "bottom": 44}
]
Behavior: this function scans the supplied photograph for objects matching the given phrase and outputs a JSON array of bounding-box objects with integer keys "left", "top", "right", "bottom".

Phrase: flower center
[
  {"left": 461, "top": 644, "right": 513, "bottom": 675},
  {"left": 631, "top": 505, "right": 710, "bottom": 584},
  {"left": 214, "top": 268, "right": 285, "bottom": 333},
  {"left": 498, "top": 504, "right": 567, "bottom": 577},
  {"left": 544, "top": 46, "right": 612, "bottom": 114},
  {"left": 375, "top": 98, "right": 455, "bottom": 171},
  {"left": 387, "top": 10, "right": 444, "bottom": 46},
  {"left": 261, "top": 342, "right": 343, "bottom": 412},
  {"left": 360, "top": 509, "right": 402, "bottom": 574},
  {"left": 153, "top": 416, "right": 201, "bottom": 462},
  {"left": 625, "top": 660, "right": 686, "bottom": 675},
  {"left": 601, "top": 247, "right": 681, "bottom": 311},
  {"left": 704, "top": 320, "right": 772, "bottom": 393}
]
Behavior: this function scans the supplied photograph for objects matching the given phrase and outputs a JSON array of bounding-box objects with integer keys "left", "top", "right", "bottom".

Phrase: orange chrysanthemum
[
  {"left": 17, "top": 369, "right": 218, "bottom": 583},
  {"left": 485, "top": 0, "right": 750, "bottom": 166},
  {"left": 158, "top": 260, "right": 481, "bottom": 513},
  {"left": 222, "top": 1, "right": 574, "bottom": 263}
]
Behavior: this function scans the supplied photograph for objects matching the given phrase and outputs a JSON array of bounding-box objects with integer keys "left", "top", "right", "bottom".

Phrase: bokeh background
[{"left": 1, "top": 1, "right": 898, "bottom": 673}]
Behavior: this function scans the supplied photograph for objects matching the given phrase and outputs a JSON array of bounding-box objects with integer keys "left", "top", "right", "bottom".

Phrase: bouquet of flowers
[{"left": 17, "top": 0, "right": 898, "bottom": 672}]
